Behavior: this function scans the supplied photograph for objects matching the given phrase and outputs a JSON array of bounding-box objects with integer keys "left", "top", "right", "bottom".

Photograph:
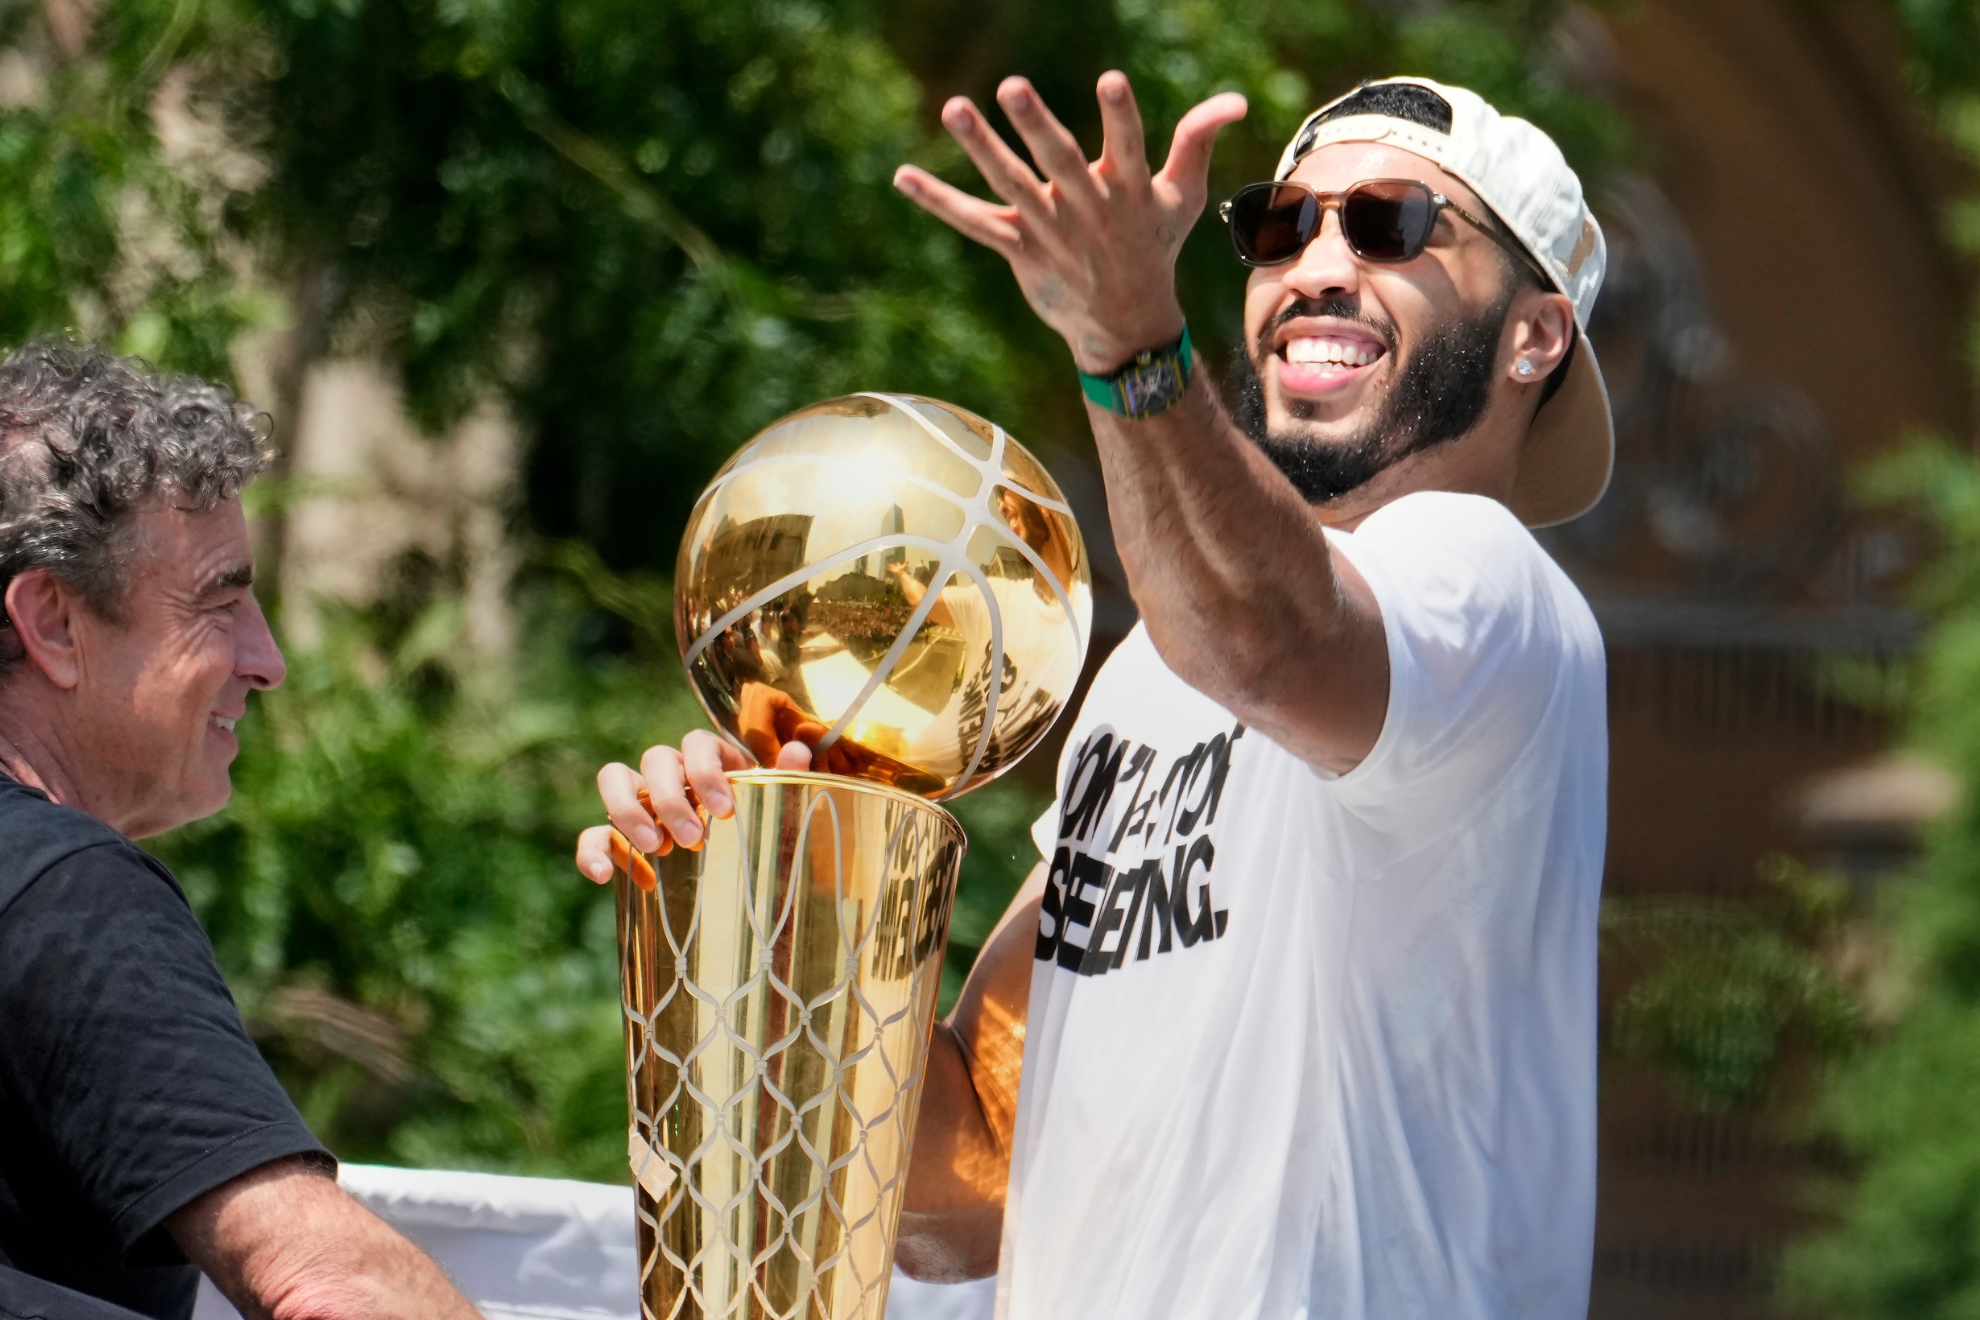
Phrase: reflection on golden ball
[{"left": 675, "top": 394, "right": 1092, "bottom": 800}]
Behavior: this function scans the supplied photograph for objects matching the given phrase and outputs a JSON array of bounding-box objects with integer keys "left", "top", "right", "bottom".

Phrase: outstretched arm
[
  {"left": 895, "top": 74, "right": 1387, "bottom": 772},
  {"left": 169, "top": 1157, "right": 479, "bottom": 1320},
  {"left": 887, "top": 559, "right": 957, "bottom": 629}
]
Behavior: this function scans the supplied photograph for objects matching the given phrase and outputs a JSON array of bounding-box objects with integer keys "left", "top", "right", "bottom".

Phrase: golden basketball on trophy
[{"left": 615, "top": 393, "right": 1091, "bottom": 1320}]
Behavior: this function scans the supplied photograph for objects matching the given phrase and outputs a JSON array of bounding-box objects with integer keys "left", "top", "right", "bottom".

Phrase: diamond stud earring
[{"left": 1515, "top": 359, "right": 1536, "bottom": 377}]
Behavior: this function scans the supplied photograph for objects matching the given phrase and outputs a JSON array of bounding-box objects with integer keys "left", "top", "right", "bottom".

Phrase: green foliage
[
  {"left": 1756, "top": 6, "right": 1980, "bottom": 1308},
  {"left": 150, "top": 558, "right": 1045, "bottom": 1174},
  {"left": 1, "top": 0, "right": 1626, "bottom": 563},
  {"left": 6, "top": 0, "right": 1627, "bottom": 1179},
  {"left": 1603, "top": 856, "right": 1860, "bottom": 1113},
  {"left": 1892, "top": 0, "right": 1980, "bottom": 101},
  {"left": 0, "top": 0, "right": 270, "bottom": 378},
  {"left": 150, "top": 574, "right": 705, "bottom": 1177},
  {"left": 1778, "top": 436, "right": 1980, "bottom": 1317},
  {"left": 239, "top": 0, "right": 1021, "bottom": 558},
  {"left": 940, "top": 775, "right": 1048, "bottom": 1013}
]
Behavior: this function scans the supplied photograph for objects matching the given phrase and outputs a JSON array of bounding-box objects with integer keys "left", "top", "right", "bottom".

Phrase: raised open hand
[{"left": 894, "top": 71, "right": 1247, "bottom": 375}]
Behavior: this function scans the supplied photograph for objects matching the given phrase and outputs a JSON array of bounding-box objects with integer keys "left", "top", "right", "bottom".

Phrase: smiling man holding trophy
[{"left": 580, "top": 71, "right": 1610, "bottom": 1320}]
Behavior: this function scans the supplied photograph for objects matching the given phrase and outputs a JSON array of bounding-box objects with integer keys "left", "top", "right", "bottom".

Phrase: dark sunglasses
[{"left": 1219, "top": 178, "right": 1550, "bottom": 284}]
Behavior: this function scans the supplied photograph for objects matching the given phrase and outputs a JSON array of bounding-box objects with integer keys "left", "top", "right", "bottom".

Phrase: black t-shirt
[{"left": 0, "top": 781, "right": 329, "bottom": 1320}]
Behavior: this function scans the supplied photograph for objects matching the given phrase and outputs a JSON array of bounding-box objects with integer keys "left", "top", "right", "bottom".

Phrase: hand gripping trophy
[{"left": 610, "top": 393, "right": 1090, "bottom": 1320}]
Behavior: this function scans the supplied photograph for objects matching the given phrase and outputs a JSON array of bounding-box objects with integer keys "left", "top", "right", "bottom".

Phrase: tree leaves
[
  {"left": 7, "top": 0, "right": 1624, "bottom": 1181},
  {"left": 1779, "top": 434, "right": 1980, "bottom": 1316}
]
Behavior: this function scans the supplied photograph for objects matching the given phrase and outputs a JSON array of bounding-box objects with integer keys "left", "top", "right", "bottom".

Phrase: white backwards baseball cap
[{"left": 1276, "top": 77, "right": 1612, "bottom": 527}]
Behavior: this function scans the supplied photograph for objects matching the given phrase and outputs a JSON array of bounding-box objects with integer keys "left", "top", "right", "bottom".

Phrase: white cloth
[
  {"left": 192, "top": 1165, "right": 639, "bottom": 1320},
  {"left": 192, "top": 1165, "right": 991, "bottom": 1320},
  {"left": 997, "top": 492, "right": 1607, "bottom": 1320}
]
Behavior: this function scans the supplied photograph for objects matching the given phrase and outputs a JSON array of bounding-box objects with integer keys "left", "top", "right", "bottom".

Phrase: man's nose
[
  {"left": 236, "top": 590, "right": 287, "bottom": 691},
  {"left": 1281, "top": 210, "right": 1361, "bottom": 301}
]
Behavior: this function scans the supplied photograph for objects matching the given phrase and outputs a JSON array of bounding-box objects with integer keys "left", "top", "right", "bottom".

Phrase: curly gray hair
[{"left": 0, "top": 338, "right": 272, "bottom": 670}]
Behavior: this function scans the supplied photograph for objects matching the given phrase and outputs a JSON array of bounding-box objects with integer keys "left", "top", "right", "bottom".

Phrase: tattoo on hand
[{"left": 1033, "top": 276, "right": 1067, "bottom": 309}]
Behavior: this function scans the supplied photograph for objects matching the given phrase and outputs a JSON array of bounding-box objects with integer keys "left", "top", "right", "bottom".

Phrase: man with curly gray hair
[{"left": 0, "top": 340, "right": 478, "bottom": 1320}]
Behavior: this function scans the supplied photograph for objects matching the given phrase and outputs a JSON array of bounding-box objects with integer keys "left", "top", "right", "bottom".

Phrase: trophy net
[{"left": 616, "top": 770, "right": 965, "bottom": 1320}]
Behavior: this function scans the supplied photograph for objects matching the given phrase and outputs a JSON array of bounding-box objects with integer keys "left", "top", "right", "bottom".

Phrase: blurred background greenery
[
  {"left": 13, "top": 0, "right": 1980, "bottom": 1314},
  {"left": 0, "top": 0, "right": 1627, "bottom": 1181}
]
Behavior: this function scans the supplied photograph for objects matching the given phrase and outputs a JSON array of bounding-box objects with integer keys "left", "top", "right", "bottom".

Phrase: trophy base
[{"left": 617, "top": 771, "right": 966, "bottom": 1320}]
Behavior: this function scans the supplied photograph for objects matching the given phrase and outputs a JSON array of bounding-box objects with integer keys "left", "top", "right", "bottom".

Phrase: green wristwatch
[{"left": 1079, "top": 324, "right": 1194, "bottom": 420}]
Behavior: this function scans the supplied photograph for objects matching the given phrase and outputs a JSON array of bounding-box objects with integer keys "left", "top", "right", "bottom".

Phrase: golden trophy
[{"left": 614, "top": 394, "right": 1091, "bottom": 1319}]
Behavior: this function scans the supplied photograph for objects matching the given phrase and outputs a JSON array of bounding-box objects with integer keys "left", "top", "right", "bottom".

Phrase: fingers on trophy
[{"left": 613, "top": 392, "right": 1089, "bottom": 1320}]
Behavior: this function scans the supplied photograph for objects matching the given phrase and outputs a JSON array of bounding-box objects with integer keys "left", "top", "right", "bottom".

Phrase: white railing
[{"left": 190, "top": 1165, "right": 994, "bottom": 1320}]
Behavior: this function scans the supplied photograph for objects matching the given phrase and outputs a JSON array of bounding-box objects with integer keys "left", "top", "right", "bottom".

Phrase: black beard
[{"left": 1234, "top": 292, "right": 1512, "bottom": 504}]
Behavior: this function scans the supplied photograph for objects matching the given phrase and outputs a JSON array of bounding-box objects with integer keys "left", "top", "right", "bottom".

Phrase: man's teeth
[
  {"left": 212, "top": 715, "right": 237, "bottom": 733},
  {"left": 1285, "top": 337, "right": 1382, "bottom": 368}
]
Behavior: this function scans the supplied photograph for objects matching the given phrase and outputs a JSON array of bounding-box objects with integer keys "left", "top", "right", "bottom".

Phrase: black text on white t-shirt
[{"left": 1035, "top": 723, "right": 1245, "bottom": 976}]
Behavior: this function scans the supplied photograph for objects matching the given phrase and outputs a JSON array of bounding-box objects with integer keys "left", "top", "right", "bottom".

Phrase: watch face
[{"left": 1120, "top": 358, "right": 1183, "bottom": 416}]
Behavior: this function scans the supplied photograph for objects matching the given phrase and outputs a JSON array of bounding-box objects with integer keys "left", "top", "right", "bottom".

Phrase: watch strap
[{"left": 1078, "top": 324, "right": 1194, "bottom": 419}]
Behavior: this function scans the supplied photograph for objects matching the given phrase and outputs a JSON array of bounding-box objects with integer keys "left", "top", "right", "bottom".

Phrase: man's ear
[
  {"left": 6, "top": 569, "right": 83, "bottom": 690},
  {"left": 1505, "top": 290, "right": 1576, "bottom": 385}
]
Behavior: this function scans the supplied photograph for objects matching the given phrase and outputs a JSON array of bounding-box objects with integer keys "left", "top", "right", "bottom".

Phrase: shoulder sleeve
[
  {"left": 0, "top": 842, "right": 329, "bottom": 1264},
  {"left": 1325, "top": 491, "right": 1598, "bottom": 817}
]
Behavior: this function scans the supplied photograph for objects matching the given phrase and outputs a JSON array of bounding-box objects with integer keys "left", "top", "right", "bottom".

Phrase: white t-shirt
[{"left": 996, "top": 491, "right": 1607, "bottom": 1320}]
